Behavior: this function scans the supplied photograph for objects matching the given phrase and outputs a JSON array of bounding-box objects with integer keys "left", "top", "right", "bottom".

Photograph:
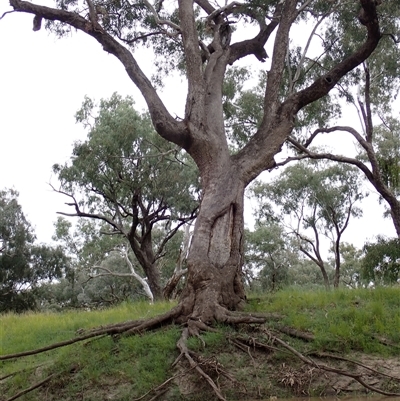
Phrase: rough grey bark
[{"left": 8, "top": 0, "right": 382, "bottom": 322}]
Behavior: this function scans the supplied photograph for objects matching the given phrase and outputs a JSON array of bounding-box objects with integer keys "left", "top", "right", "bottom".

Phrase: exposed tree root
[
  {"left": 0, "top": 333, "right": 108, "bottom": 361},
  {"left": 278, "top": 326, "right": 400, "bottom": 351},
  {"left": 0, "top": 306, "right": 181, "bottom": 361},
  {"left": 309, "top": 351, "right": 400, "bottom": 381},
  {"left": 2, "top": 305, "right": 400, "bottom": 400},
  {"left": 261, "top": 328, "right": 400, "bottom": 397},
  {"left": 230, "top": 335, "right": 282, "bottom": 354},
  {"left": 213, "top": 305, "right": 267, "bottom": 325},
  {"left": 175, "top": 322, "right": 226, "bottom": 401}
]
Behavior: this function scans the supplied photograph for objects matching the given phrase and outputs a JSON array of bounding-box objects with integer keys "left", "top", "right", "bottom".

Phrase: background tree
[
  {"left": 335, "top": 242, "right": 364, "bottom": 288},
  {"left": 0, "top": 189, "right": 67, "bottom": 313},
  {"left": 53, "top": 94, "right": 199, "bottom": 300},
  {"left": 6, "top": 0, "right": 385, "bottom": 327},
  {"left": 253, "top": 161, "right": 365, "bottom": 289},
  {"left": 46, "top": 216, "right": 185, "bottom": 308},
  {"left": 361, "top": 236, "right": 400, "bottom": 286},
  {"left": 287, "top": 258, "right": 326, "bottom": 290},
  {"left": 287, "top": 45, "right": 400, "bottom": 237},
  {"left": 244, "top": 223, "right": 299, "bottom": 292}
]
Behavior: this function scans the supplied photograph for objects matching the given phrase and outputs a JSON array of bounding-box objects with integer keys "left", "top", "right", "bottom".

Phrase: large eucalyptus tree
[{"left": 5, "top": 0, "right": 385, "bottom": 326}]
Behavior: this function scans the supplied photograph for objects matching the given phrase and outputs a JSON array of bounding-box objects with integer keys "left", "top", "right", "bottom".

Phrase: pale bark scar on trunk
[{"left": 208, "top": 204, "right": 234, "bottom": 268}]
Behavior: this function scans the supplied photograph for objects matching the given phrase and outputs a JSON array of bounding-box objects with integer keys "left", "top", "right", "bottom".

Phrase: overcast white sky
[{"left": 0, "top": 2, "right": 396, "bottom": 248}]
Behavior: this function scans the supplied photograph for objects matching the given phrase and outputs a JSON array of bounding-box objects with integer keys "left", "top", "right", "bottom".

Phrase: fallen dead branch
[
  {"left": 6, "top": 372, "right": 60, "bottom": 401},
  {"left": 132, "top": 372, "right": 182, "bottom": 401}
]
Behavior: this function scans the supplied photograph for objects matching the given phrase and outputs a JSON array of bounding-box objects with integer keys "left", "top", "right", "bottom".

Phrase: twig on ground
[
  {"left": 6, "top": 373, "right": 60, "bottom": 401},
  {"left": 148, "top": 388, "right": 169, "bottom": 401},
  {"left": 0, "top": 362, "right": 51, "bottom": 381},
  {"left": 232, "top": 337, "right": 262, "bottom": 397},
  {"left": 132, "top": 372, "right": 182, "bottom": 401},
  {"left": 372, "top": 334, "right": 400, "bottom": 349}
]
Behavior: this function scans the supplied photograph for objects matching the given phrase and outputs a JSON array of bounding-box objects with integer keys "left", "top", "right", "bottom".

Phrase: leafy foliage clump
[
  {"left": 362, "top": 236, "right": 400, "bottom": 285},
  {"left": 0, "top": 189, "right": 68, "bottom": 313}
]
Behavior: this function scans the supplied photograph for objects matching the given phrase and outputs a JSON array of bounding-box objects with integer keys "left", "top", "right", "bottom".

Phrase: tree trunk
[
  {"left": 320, "top": 266, "right": 331, "bottom": 291},
  {"left": 177, "top": 171, "right": 246, "bottom": 324},
  {"left": 389, "top": 200, "right": 400, "bottom": 239},
  {"left": 127, "top": 236, "right": 163, "bottom": 301},
  {"left": 333, "top": 233, "right": 341, "bottom": 289}
]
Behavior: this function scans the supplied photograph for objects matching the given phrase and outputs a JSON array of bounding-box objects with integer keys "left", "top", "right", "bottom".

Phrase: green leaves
[
  {"left": 55, "top": 93, "right": 199, "bottom": 219},
  {"left": 255, "top": 160, "right": 365, "bottom": 231},
  {"left": 251, "top": 160, "right": 366, "bottom": 288},
  {"left": 373, "top": 117, "right": 400, "bottom": 194},
  {"left": 362, "top": 236, "right": 400, "bottom": 285},
  {"left": 0, "top": 189, "right": 68, "bottom": 313},
  {"left": 244, "top": 223, "right": 296, "bottom": 291}
]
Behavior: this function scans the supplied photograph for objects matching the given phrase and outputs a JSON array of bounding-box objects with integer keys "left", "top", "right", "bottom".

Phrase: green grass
[
  {"left": 0, "top": 300, "right": 177, "bottom": 400},
  {"left": 0, "top": 300, "right": 174, "bottom": 354},
  {"left": 246, "top": 286, "right": 400, "bottom": 354},
  {"left": 1, "top": 287, "right": 399, "bottom": 400}
]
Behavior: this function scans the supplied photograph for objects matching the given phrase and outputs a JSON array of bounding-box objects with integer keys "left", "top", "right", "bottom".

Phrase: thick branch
[
  {"left": 262, "top": 0, "right": 298, "bottom": 119},
  {"left": 194, "top": 0, "right": 215, "bottom": 15},
  {"left": 228, "top": 4, "right": 282, "bottom": 65},
  {"left": 9, "top": 0, "right": 189, "bottom": 148},
  {"left": 290, "top": 0, "right": 381, "bottom": 112},
  {"left": 178, "top": 0, "right": 205, "bottom": 122},
  {"left": 235, "top": 0, "right": 381, "bottom": 184}
]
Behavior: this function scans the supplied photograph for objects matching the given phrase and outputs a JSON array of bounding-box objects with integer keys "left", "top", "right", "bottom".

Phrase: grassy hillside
[{"left": 1, "top": 288, "right": 399, "bottom": 400}]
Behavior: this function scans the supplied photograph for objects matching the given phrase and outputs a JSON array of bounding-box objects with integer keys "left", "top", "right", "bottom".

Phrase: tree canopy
[{"left": 361, "top": 236, "right": 400, "bottom": 285}]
